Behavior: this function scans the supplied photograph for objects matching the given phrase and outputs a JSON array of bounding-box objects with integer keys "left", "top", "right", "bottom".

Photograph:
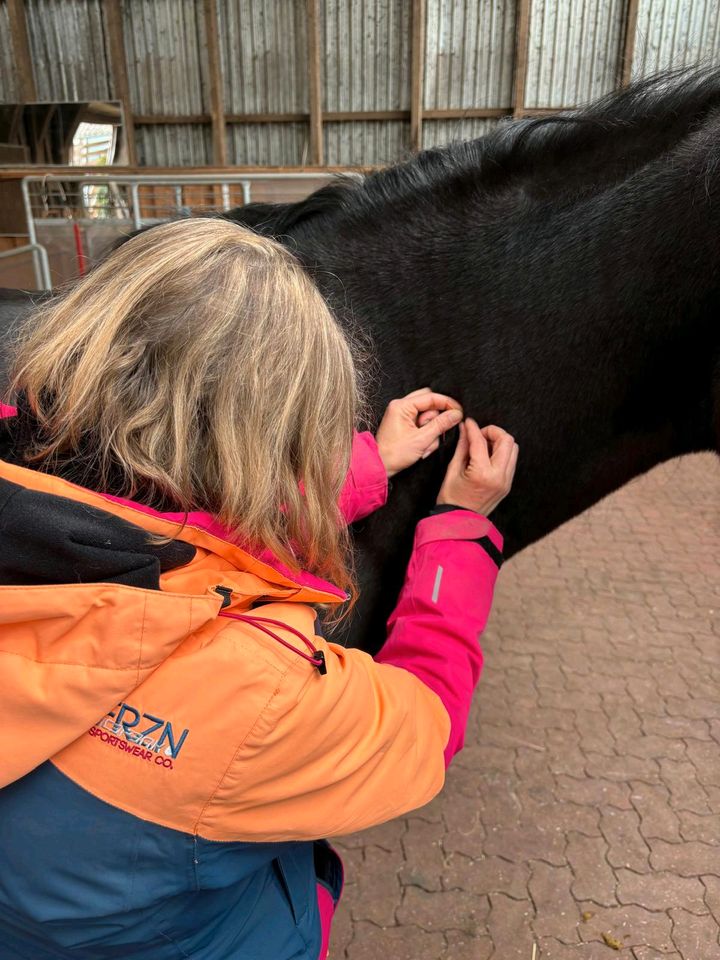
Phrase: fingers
[
  {"left": 447, "top": 420, "right": 469, "bottom": 469},
  {"left": 417, "top": 406, "right": 463, "bottom": 444},
  {"left": 407, "top": 390, "right": 463, "bottom": 415},
  {"left": 417, "top": 409, "right": 440, "bottom": 427},
  {"left": 421, "top": 438, "right": 440, "bottom": 459},
  {"left": 484, "top": 425, "right": 516, "bottom": 470},
  {"left": 506, "top": 438, "right": 520, "bottom": 485},
  {"left": 462, "top": 418, "right": 490, "bottom": 470}
]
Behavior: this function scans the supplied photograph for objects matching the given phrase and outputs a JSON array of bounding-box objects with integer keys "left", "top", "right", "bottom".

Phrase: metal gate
[{"left": 17, "top": 172, "right": 356, "bottom": 290}]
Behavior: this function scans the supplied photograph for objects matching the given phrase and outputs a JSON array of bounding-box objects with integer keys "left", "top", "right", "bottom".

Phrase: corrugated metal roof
[
  {"left": 423, "top": 117, "right": 500, "bottom": 150},
  {"left": 5, "top": 1, "right": 720, "bottom": 168},
  {"left": 324, "top": 120, "right": 408, "bottom": 165},
  {"left": 219, "top": 0, "right": 308, "bottom": 164},
  {"left": 136, "top": 123, "right": 211, "bottom": 166},
  {"left": 633, "top": 0, "right": 720, "bottom": 77},
  {"left": 25, "top": 0, "right": 112, "bottom": 101},
  {"left": 322, "top": 0, "right": 411, "bottom": 111},
  {"left": 123, "top": 0, "right": 209, "bottom": 115},
  {"left": 424, "top": 0, "right": 516, "bottom": 109},
  {"left": 0, "top": 1, "right": 18, "bottom": 101},
  {"left": 228, "top": 122, "right": 308, "bottom": 166},
  {"left": 123, "top": 0, "right": 209, "bottom": 166},
  {"left": 219, "top": 0, "right": 308, "bottom": 112},
  {"left": 525, "top": 0, "right": 626, "bottom": 108}
]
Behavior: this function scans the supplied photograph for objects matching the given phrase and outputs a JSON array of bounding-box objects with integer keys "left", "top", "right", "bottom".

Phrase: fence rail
[{"left": 20, "top": 171, "right": 357, "bottom": 290}]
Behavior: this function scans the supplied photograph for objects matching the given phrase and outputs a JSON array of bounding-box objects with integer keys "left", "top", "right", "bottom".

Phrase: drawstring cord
[{"left": 218, "top": 608, "right": 327, "bottom": 675}]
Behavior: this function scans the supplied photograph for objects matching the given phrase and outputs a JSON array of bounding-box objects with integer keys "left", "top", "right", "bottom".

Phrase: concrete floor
[{"left": 329, "top": 453, "right": 720, "bottom": 960}]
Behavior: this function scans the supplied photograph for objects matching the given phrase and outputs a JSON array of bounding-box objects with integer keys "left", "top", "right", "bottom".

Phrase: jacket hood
[{"left": 0, "top": 454, "right": 344, "bottom": 789}]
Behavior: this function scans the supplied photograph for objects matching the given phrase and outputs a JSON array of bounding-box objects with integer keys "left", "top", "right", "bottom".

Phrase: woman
[{"left": 0, "top": 218, "right": 517, "bottom": 960}]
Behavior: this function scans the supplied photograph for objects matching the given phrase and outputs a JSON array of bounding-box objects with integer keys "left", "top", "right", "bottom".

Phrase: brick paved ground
[{"left": 329, "top": 453, "right": 720, "bottom": 960}]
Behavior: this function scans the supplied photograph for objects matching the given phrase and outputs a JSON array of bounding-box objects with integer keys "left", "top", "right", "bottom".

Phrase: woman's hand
[
  {"left": 437, "top": 419, "right": 518, "bottom": 516},
  {"left": 375, "top": 388, "right": 463, "bottom": 478}
]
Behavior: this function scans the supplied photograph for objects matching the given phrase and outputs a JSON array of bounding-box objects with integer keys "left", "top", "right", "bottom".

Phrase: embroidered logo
[{"left": 88, "top": 701, "right": 190, "bottom": 770}]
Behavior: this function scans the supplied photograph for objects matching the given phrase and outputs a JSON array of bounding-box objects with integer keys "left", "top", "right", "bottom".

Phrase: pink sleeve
[
  {"left": 0, "top": 404, "right": 16, "bottom": 419},
  {"left": 375, "top": 509, "right": 503, "bottom": 767},
  {"left": 338, "top": 431, "right": 388, "bottom": 524}
]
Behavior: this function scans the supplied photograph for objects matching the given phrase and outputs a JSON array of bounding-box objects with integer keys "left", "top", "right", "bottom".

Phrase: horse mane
[{"left": 228, "top": 65, "right": 720, "bottom": 238}]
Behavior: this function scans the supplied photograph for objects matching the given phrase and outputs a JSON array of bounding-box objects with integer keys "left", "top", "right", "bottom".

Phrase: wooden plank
[
  {"left": 410, "top": 0, "right": 425, "bottom": 151},
  {"left": 306, "top": 0, "right": 323, "bottom": 165},
  {"left": 516, "top": 106, "right": 569, "bottom": 117},
  {"left": 7, "top": 0, "right": 36, "bottom": 102},
  {"left": 424, "top": 108, "right": 513, "bottom": 120},
  {"left": 325, "top": 110, "right": 407, "bottom": 122},
  {"left": 203, "top": 0, "right": 227, "bottom": 165},
  {"left": 621, "top": 0, "right": 641, "bottom": 86},
  {"left": 513, "top": 0, "right": 532, "bottom": 117},
  {"left": 135, "top": 114, "right": 213, "bottom": 125},
  {"left": 103, "top": 0, "right": 137, "bottom": 165},
  {"left": 136, "top": 108, "right": 525, "bottom": 126}
]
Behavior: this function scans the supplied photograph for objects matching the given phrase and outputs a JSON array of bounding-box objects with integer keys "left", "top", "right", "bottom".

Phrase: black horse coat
[{"left": 2, "top": 69, "right": 719, "bottom": 652}]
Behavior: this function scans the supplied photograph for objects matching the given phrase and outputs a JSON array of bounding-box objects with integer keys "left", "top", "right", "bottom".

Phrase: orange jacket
[{"left": 0, "top": 434, "right": 455, "bottom": 841}]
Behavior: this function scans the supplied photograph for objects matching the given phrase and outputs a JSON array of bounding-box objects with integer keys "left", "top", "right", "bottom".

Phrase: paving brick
[
  {"left": 630, "top": 783, "right": 682, "bottom": 842},
  {"left": 328, "top": 900, "right": 355, "bottom": 957},
  {"left": 684, "top": 740, "right": 720, "bottom": 789},
  {"left": 483, "top": 818, "right": 567, "bottom": 866},
  {"left": 566, "top": 833, "right": 617, "bottom": 906},
  {"left": 442, "top": 928, "right": 493, "bottom": 960},
  {"left": 397, "top": 887, "right": 490, "bottom": 935},
  {"left": 600, "top": 808, "right": 651, "bottom": 872},
  {"left": 616, "top": 734, "right": 687, "bottom": 761},
  {"left": 585, "top": 751, "right": 660, "bottom": 784},
  {"left": 538, "top": 940, "right": 617, "bottom": 959},
  {"left": 531, "top": 801, "right": 602, "bottom": 839},
  {"left": 399, "top": 817, "right": 446, "bottom": 892},
  {"left": 346, "top": 921, "right": 446, "bottom": 960},
  {"left": 669, "top": 908, "right": 720, "bottom": 959},
  {"left": 577, "top": 903, "right": 674, "bottom": 951},
  {"left": 556, "top": 775, "right": 632, "bottom": 810},
  {"left": 350, "top": 846, "right": 401, "bottom": 927},
  {"left": 486, "top": 894, "right": 536, "bottom": 959},
  {"left": 358, "top": 817, "right": 406, "bottom": 854},
  {"left": 649, "top": 839, "right": 720, "bottom": 877},
  {"left": 529, "top": 862, "right": 581, "bottom": 942},
  {"left": 632, "top": 948, "right": 682, "bottom": 960},
  {"left": 702, "top": 876, "right": 720, "bottom": 925},
  {"left": 616, "top": 869, "right": 707, "bottom": 914},
  {"left": 666, "top": 697, "right": 720, "bottom": 721},
  {"left": 677, "top": 810, "right": 720, "bottom": 845},
  {"left": 441, "top": 854, "right": 530, "bottom": 900},
  {"left": 659, "top": 759, "right": 711, "bottom": 815},
  {"left": 642, "top": 714, "right": 711, "bottom": 741}
]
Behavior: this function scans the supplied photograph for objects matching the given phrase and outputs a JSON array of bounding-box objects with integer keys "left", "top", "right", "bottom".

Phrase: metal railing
[
  {"left": 20, "top": 172, "right": 359, "bottom": 290},
  {"left": 0, "top": 242, "right": 52, "bottom": 291}
]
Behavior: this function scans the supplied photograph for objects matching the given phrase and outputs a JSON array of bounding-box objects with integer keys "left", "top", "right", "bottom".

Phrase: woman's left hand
[{"left": 375, "top": 388, "right": 463, "bottom": 478}]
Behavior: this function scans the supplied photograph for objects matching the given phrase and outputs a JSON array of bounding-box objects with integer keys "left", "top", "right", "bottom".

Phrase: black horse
[{"left": 2, "top": 68, "right": 720, "bottom": 652}]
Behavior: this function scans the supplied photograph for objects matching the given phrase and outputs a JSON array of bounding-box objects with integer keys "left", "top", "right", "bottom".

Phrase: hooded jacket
[{"left": 0, "top": 413, "right": 503, "bottom": 960}]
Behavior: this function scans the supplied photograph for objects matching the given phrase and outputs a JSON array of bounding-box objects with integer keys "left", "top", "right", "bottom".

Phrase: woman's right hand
[{"left": 436, "top": 419, "right": 518, "bottom": 517}]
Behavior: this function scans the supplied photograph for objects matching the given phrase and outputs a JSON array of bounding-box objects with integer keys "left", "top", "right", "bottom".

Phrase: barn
[{"left": 1, "top": 4, "right": 720, "bottom": 960}]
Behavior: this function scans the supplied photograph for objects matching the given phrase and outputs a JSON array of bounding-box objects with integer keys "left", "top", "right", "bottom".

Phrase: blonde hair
[{"left": 9, "top": 217, "right": 362, "bottom": 597}]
